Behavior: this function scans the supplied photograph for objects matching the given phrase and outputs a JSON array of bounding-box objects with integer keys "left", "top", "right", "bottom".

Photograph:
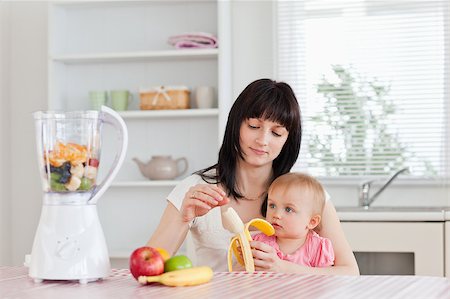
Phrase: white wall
[
  {"left": 9, "top": 2, "right": 48, "bottom": 265},
  {"left": 0, "top": 2, "right": 12, "bottom": 266},
  {"left": 230, "top": 1, "right": 275, "bottom": 98}
]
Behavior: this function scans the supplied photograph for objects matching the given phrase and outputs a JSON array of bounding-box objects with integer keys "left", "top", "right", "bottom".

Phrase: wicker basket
[{"left": 139, "top": 86, "right": 190, "bottom": 110}]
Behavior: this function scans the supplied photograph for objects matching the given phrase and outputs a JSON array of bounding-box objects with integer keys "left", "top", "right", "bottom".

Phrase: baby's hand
[{"left": 250, "top": 240, "right": 284, "bottom": 272}]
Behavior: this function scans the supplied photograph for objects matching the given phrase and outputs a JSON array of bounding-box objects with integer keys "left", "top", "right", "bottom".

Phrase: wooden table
[{"left": 1, "top": 267, "right": 449, "bottom": 298}]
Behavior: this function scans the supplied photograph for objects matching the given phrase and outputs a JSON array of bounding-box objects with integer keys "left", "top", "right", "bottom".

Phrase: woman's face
[{"left": 239, "top": 118, "right": 289, "bottom": 167}]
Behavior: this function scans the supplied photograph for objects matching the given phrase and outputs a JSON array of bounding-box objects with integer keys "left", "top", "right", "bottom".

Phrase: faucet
[{"left": 359, "top": 167, "right": 409, "bottom": 208}]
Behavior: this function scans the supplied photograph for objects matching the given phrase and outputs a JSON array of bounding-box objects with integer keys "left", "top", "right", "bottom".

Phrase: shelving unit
[{"left": 48, "top": 0, "right": 231, "bottom": 266}]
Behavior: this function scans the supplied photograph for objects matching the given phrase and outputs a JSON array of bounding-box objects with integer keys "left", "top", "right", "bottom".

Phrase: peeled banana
[
  {"left": 138, "top": 266, "right": 213, "bottom": 287},
  {"left": 223, "top": 207, "right": 275, "bottom": 272}
]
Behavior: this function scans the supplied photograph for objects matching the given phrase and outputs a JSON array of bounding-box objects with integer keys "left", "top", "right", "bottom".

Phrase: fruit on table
[
  {"left": 227, "top": 218, "right": 275, "bottom": 272},
  {"left": 129, "top": 246, "right": 165, "bottom": 280},
  {"left": 164, "top": 255, "right": 193, "bottom": 272},
  {"left": 155, "top": 247, "right": 171, "bottom": 262},
  {"left": 138, "top": 266, "right": 213, "bottom": 287}
]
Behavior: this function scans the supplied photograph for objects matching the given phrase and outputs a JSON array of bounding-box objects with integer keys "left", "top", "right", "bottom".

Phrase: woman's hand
[
  {"left": 250, "top": 240, "right": 285, "bottom": 272},
  {"left": 180, "top": 184, "right": 229, "bottom": 222}
]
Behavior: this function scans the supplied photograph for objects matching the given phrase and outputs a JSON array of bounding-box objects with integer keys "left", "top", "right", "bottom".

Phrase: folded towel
[{"left": 168, "top": 32, "right": 218, "bottom": 49}]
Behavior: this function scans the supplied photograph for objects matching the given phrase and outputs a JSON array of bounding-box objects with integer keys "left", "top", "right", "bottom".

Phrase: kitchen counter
[
  {"left": 1, "top": 267, "right": 449, "bottom": 298},
  {"left": 336, "top": 206, "right": 450, "bottom": 221}
]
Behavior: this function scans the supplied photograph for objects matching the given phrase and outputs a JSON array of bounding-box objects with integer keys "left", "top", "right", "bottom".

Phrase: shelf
[
  {"left": 52, "top": 1, "right": 207, "bottom": 9},
  {"left": 118, "top": 109, "right": 218, "bottom": 119},
  {"left": 111, "top": 180, "right": 180, "bottom": 187},
  {"left": 50, "top": 49, "right": 219, "bottom": 64}
]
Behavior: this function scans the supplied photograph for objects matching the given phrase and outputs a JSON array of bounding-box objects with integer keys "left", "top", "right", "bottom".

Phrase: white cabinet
[
  {"left": 342, "top": 222, "right": 444, "bottom": 276},
  {"left": 48, "top": 1, "right": 231, "bottom": 265}
]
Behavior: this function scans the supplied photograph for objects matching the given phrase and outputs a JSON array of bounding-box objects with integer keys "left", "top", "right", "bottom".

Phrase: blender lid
[{"left": 33, "top": 110, "right": 101, "bottom": 120}]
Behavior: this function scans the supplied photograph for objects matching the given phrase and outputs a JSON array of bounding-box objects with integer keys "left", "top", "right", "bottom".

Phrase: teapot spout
[{"left": 132, "top": 157, "right": 147, "bottom": 176}]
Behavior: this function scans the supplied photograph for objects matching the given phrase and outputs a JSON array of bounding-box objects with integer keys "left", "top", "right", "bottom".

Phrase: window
[{"left": 276, "top": 0, "right": 449, "bottom": 178}]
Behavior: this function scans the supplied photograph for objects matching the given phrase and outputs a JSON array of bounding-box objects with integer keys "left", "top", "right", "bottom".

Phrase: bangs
[{"left": 244, "top": 87, "right": 298, "bottom": 132}]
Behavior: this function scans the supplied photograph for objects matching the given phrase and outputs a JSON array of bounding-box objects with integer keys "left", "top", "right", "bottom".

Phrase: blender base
[
  {"left": 29, "top": 204, "right": 110, "bottom": 283},
  {"left": 32, "top": 277, "right": 101, "bottom": 284}
]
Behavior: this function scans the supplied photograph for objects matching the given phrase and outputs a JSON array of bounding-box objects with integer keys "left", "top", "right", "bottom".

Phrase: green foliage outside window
[{"left": 307, "top": 65, "right": 435, "bottom": 176}]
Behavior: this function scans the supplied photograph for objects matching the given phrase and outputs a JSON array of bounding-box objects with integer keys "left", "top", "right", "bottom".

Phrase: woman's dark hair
[{"left": 195, "top": 79, "right": 302, "bottom": 215}]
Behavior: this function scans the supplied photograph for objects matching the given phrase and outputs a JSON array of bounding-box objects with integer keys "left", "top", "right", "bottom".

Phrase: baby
[{"left": 253, "top": 172, "right": 334, "bottom": 267}]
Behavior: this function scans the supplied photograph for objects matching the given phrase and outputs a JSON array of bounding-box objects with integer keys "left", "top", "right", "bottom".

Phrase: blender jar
[
  {"left": 34, "top": 111, "right": 102, "bottom": 200},
  {"left": 34, "top": 107, "right": 127, "bottom": 205}
]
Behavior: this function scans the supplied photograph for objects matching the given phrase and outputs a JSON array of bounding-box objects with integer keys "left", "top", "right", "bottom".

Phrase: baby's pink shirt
[{"left": 253, "top": 231, "right": 335, "bottom": 267}]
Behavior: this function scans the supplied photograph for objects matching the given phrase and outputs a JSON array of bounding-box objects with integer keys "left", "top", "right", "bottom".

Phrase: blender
[{"left": 29, "top": 106, "right": 128, "bottom": 283}]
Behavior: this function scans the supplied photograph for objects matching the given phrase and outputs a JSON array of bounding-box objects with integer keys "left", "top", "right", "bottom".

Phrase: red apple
[{"left": 129, "top": 246, "right": 164, "bottom": 280}]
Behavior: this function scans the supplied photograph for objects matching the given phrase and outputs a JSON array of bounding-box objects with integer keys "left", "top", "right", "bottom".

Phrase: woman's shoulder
[
  {"left": 168, "top": 171, "right": 216, "bottom": 199},
  {"left": 180, "top": 173, "right": 206, "bottom": 185},
  {"left": 167, "top": 174, "right": 205, "bottom": 210}
]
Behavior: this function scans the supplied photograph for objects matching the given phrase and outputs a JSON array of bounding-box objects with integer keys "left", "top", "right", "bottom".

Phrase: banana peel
[{"left": 224, "top": 210, "right": 275, "bottom": 272}]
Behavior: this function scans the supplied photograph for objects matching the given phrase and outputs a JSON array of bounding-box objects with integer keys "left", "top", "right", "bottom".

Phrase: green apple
[{"left": 164, "top": 255, "right": 193, "bottom": 272}]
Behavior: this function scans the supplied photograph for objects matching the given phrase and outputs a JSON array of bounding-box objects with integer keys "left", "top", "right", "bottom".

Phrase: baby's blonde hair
[{"left": 268, "top": 172, "right": 326, "bottom": 216}]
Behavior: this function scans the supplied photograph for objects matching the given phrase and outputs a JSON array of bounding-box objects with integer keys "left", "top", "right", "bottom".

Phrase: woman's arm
[
  {"left": 146, "top": 202, "right": 190, "bottom": 256},
  {"left": 147, "top": 182, "right": 229, "bottom": 256},
  {"left": 251, "top": 200, "right": 360, "bottom": 275},
  {"left": 312, "top": 200, "right": 360, "bottom": 275}
]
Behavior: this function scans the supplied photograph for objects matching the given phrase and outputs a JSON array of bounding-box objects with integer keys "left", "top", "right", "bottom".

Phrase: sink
[{"left": 336, "top": 206, "right": 449, "bottom": 213}]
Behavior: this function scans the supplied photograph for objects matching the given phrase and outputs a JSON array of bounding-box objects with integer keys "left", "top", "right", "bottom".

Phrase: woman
[{"left": 147, "top": 79, "right": 359, "bottom": 275}]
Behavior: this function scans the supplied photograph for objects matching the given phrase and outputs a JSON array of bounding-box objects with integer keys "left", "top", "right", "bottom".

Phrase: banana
[
  {"left": 227, "top": 218, "right": 275, "bottom": 272},
  {"left": 138, "top": 266, "right": 213, "bottom": 287}
]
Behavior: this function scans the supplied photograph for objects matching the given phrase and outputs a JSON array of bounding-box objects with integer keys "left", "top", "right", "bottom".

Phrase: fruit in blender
[
  {"left": 65, "top": 176, "right": 81, "bottom": 191},
  {"left": 44, "top": 141, "right": 99, "bottom": 193},
  {"left": 78, "top": 177, "right": 92, "bottom": 191},
  {"left": 70, "top": 163, "right": 84, "bottom": 178}
]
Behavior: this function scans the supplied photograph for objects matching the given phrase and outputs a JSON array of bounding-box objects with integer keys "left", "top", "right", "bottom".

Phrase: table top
[{"left": 1, "top": 267, "right": 449, "bottom": 299}]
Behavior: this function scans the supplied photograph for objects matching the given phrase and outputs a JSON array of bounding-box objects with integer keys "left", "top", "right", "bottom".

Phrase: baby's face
[{"left": 266, "top": 185, "right": 315, "bottom": 239}]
